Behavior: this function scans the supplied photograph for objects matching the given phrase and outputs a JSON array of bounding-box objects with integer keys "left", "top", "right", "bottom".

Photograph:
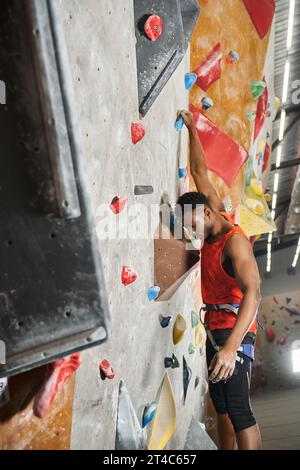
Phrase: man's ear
[{"left": 204, "top": 206, "right": 212, "bottom": 217}]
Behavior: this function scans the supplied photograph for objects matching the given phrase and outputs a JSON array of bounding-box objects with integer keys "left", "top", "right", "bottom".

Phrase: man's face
[{"left": 182, "top": 205, "right": 210, "bottom": 247}]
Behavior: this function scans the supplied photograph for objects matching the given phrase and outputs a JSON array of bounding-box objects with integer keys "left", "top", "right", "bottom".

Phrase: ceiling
[{"left": 254, "top": 0, "right": 300, "bottom": 259}]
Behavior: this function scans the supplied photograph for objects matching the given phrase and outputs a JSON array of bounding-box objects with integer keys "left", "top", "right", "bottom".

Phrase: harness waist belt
[{"left": 203, "top": 303, "right": 240, "bottom": 315}]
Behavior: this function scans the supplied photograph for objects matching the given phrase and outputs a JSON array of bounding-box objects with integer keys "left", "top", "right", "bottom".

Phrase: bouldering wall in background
[{"left": 253, "top": 290, "right": 300, "bottom": 392}]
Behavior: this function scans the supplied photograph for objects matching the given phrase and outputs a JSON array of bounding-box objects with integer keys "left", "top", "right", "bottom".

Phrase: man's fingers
[
  {"left": 208, "top": 354, "right": 217, "bottom": 371},
  {"left": 212, "top": 365, "right": 227, "bottom": 383},
  {"left": 209, "top": 361, "right": 222, "bottom": 381}
]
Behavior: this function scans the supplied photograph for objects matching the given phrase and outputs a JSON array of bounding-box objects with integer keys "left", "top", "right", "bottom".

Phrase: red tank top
[{"left": 201, "top": 211, "right": 257, "bottom": 334}]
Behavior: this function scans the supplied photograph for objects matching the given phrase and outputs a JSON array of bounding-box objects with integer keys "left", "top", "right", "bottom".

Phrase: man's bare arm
[
  {"left": 224, "top": 234, "right": 261, "bottom": 352},
  {"left": 180, "top": 110, "right": 225, "bottom": 212},
  {"left": 208, "top": 234, "right": 261, "bottom": 382}
]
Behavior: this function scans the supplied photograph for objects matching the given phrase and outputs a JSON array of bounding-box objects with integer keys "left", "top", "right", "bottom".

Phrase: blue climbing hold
[
  {"left": 185, "top": 72, "right": 197, "bottom": 90},
  {"left": 201, "top": 96, "right": 213, "bottom": 111},
  {"left": 175, "top": 116, "right": 184, "bottom": 131},
  {"left": 178, "top": 168, "right": 187, "bottom": 179},
  {"left": 147, "top": 286, "right": 160, "bottom": 301},
  {"left": 142, "top": 402, "right": 158, "bottom": 428},
  {"left": 159, "top": 315, "right": 172, "bottom": 328}
]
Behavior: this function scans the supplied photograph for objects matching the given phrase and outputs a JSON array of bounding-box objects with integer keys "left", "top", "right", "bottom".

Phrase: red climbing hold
[
  {"left": 144, "top": 15, "right": 163, "bottom": 42},
  {"left": 279, "top": 335, "right": 287, "bottom": 346},
  {"left": 131, "top": 122, "right": 145, "bottom": 144},
  {"left": 265, "top": 327, "right": 276, "bottom": 343},
  {"left": 99, "top": 359, "right": 115, "bottom": 380},
  {"left": 243, "top": 0, "right": 275, "bottom": 39},
  {"left": 121, "top": 265, "right": 138, "bottom": 286},
  {"left": 193, "top": 43, "right": 222, "bottom": 91},
  {"left": 33, "top": 353, "right": 81, "bottom": 418},
  {"left": 254, "top": 80, "right": 268, "bottom": 142},
  {"left": 189, "top": 104, "right": 248, "bottom": 187},
  {"left": 110, "top": 196, "right": 127, "bottom": 214},
  {"left": 262, "top": 143, "right": 271, "bottom": 173}
]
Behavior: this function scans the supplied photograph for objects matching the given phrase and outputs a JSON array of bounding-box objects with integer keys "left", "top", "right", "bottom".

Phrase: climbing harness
[{"left": 200, "top": 303, "right": 256, "bottom": 363}]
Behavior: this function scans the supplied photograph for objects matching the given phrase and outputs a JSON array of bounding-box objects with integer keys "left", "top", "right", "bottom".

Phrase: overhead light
[
  {"left": 287, "top": 0, "right": 296, "bottom": 50},
  {"left": 282, "top": 61, "right": 290, "bottom": 103},
  {"left": 266, "top": 264, "right": 271, "bottom": 272},
  {"left": 279, "top": 110, "right": 286, "bottom": 141},
  {"left": 271, "top": 209, "right": 275, "bottom": 219},
  {"left": 293, "top": 205, "right": 300, "bottom": 214},
  {"left": 268, "top": 232, "right": 273, "bottom": 243},
  {"left": 272, "top": 193, "right": 277, "bottom": 210},
  {"left": 276, "top": 146, "right": 282, "bottom": 167},
  {"left": 273, "top": 173, "right": 279, "bottom": 192},
  {"left": 292, "top": 342, "right": 300, "bottom": 373}
]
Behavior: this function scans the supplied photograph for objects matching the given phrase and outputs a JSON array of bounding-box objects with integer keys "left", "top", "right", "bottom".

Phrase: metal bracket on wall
[
  {"left": 134, "top": 0, "right": 200, "bottom": 116},
  {"left": 0, "top": 0, "right": 110, "bottom": 377}
]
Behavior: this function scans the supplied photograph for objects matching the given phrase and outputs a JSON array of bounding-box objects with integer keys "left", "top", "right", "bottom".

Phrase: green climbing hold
[
  {"left": 188, "top": 343, "right": 195, "bottom": 355},
  {"left": 250, "top": 80, "right": 266, "bottom": 100},
  {"left": 191, "top": 310, "right": 200, "bottom": 328}
]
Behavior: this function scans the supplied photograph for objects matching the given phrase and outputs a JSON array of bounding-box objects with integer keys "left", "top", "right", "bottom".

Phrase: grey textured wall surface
[{"left": 59, "top": 0, "right": 207, "bottom": 450}]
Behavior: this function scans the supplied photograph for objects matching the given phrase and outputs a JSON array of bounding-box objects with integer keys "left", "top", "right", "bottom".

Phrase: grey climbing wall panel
[
  {"left": 0, "top": 0, "right": 110, "bottom": 377},
  {"left": 134, "top": 0, "right": 200, "bottom": 115}
]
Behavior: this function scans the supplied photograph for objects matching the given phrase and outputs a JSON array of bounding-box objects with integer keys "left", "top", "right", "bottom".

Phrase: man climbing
[{"left": 175, "top": 110, "right": 262, "bottom": 451}]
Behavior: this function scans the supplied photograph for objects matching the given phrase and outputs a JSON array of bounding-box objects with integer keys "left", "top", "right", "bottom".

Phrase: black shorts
[{"left": 206, "top": 329, "right": 257, "bottom": 433}]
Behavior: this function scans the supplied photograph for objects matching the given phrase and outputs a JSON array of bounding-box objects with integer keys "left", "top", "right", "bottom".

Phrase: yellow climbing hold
[
  {"left": 275, "top": 96, "right": 281, "bottom": 112},
  {"left": 250, "top": 178, "right": 263, "bottom": 197},
  {"left": 173, "top": 314, "right": 186, "bottom": 345},
  {"left": 147, "top": 372, "right": 176, "bottom": 450},
  {"left": 245, "top": 197, "right": 265, "bottom": 216}
]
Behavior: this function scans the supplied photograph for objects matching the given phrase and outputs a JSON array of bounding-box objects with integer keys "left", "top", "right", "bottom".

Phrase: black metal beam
[
  {"left": 274, "top": 103, "right": 300, "bottom": 121},
  {"left": 270, "top": 156, "right": 300, "bottom": 172},
  {"left": 272, "top": 112, "right": 300, "bottom": 152}
]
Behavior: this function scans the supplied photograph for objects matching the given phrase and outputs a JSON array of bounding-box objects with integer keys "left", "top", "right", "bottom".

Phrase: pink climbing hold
[
  {"left": 33, "top": 353, "right": 81, "bottom": 418},
  {"left": 121, "top": 265, "right": 138, "bottom": 286},
  {"left": 193, "top": 43, "right": 222, "bottom": 91},
  {"left": 144, "top": 15, "right": 163, "bottom": 42},
  {"left": 131, "top": 122, "right": 145, "bottom": 144},
  {"left": 265, "top": 327, "right": 276, "bottom": 343},
  {"left": 110, "top": 196, "right": 127, "bottom": 214},
  {"left": 279, "top": 335, "right": 287, "bottom": 346},
  {"left": 99, "top": 359, "right": 115, "bottom": 380}
]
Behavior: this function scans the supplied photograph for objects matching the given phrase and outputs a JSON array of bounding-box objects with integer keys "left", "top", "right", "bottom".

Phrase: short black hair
[
  {"left": 172, "top": 192, "right": 211, "bottom": 234},
  {"left": 176, "top": 191, "right": 211, "bottom": 215}
]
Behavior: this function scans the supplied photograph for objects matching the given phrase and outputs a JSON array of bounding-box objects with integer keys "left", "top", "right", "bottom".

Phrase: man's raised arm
[{"left": 179, "top": 110, "right": 225, "bottom": 212}]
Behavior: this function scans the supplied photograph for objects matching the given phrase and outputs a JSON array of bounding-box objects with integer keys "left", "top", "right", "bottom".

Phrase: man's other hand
[{"left": 208, "top": 347, "right": 237, "bottom": 383}]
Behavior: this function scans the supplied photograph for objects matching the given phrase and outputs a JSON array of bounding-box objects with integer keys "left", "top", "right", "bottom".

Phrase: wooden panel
[{"left": 0, "top": 367, "right": 75, "bottom": 450}]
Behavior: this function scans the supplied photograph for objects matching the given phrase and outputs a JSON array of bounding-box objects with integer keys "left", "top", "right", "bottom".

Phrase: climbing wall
[
  {"left": 57, "top": 0, "right": 207, "bottom": 450},
  {"left": 189, "top": 0, "right": 276, "bottom": 238}
]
